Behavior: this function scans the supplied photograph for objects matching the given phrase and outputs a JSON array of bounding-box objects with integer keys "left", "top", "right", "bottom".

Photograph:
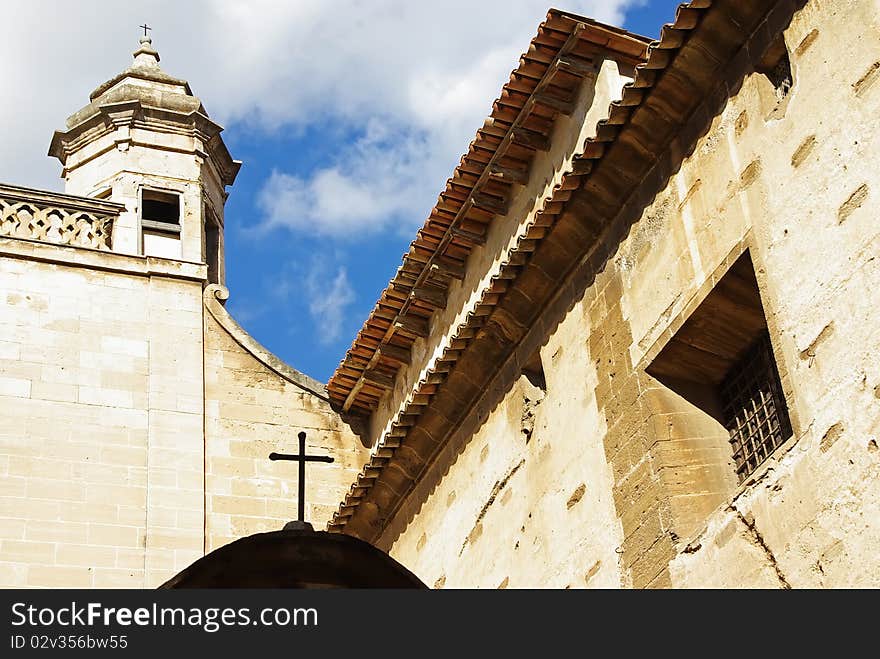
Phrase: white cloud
[
  {"left": 248, "top": 1, "right": 640, "bottom": 237},
  {"left": 267, "top": 255, "right": 356, "bottom": 345},
  {"left": 304, "top": 261, "right": 356, "bottom": 345},
  {"left": 0, "top": 1, "right": 639, "bottom": 232},
  {"left": 258, "top": 119, "right": 437, "bottom": 236}
]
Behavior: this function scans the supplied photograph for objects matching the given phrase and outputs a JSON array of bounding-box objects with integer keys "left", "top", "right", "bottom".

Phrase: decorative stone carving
[{"left": 0, "top": 183, "right": 122, "bottom": 251}]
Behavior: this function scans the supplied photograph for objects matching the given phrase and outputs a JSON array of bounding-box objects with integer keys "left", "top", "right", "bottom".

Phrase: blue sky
[{"left": 1, "top": 0, "right": 683, "bottom": 383}]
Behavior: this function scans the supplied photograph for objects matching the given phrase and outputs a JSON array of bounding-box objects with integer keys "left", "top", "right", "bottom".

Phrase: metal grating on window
[{"left": 720, "top": 331, "right": 792, "bottom": 481}]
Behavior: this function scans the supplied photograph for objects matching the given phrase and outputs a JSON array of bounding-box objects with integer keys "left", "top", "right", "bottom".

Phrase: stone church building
[{"left": 1, "top": 0, "right": 878, "bottom": 588}]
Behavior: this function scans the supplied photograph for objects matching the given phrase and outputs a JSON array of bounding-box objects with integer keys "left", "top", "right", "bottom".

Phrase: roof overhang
[
  {"left": 329, "top": 0, "right": 808, "bottom": 543},
  {"left": 327, "top": 9, "right": 651, "bottom": 416}
]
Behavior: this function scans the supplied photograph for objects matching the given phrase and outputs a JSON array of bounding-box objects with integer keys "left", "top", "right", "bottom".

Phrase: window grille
[{"left": 720, "top": 331, "right": 792, "bottom": 481}]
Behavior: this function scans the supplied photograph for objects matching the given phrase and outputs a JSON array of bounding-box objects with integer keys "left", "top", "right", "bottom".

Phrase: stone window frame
[
  {"left": 139, "top": 186, "right": 182, "bottom": 235},
  {"left": 639, "top": 235, "right": 804, "bottom": 493}
]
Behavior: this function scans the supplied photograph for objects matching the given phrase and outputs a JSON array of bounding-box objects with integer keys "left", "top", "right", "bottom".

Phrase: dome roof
[
  {"left": 159, "top": 527, "right": 427, "bottom": 589},
  {"left": 48, "top": 33, "right": 240, "bottom": 188},
  {"left": 64, "top": 35, "right": 205, "bottom": 129}
]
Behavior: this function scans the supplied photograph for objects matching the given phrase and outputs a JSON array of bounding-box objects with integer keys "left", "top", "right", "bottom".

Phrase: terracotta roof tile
[
  {"left": 327, "top": 9, "right": 651, "bottom": 415},
  {"left": 328, "top": 0, "right": 772, "bottom": 537}
]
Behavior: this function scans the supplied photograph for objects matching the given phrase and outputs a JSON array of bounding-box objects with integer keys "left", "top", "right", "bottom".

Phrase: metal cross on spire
[
  {"left": 269, "top": 431, "right": 334, "bottom": 531},
  {"left": 139, "top": 23, "right": 151, "bottom": 38}
]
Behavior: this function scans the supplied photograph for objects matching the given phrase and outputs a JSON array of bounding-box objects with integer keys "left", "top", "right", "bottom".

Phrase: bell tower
[{"left": 48, "top": 29, "right": 240, "bottom": 283}]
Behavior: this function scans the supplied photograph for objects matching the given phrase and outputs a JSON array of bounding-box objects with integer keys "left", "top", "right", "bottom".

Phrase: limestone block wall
[
  {"left": 203, "top": 286, "right": 368, "bottom": 550},
  {"left": 0, "top": 238, "right": 205, "bottom": 588},
  {"left": 583, "top": 0, "right": 880, "bottom": 587},
  {"left": 381, "top": 0, "right": 880, "bottom": 588},
  {"left": 387, "top": 299, "right": 624, "bottom": 589},
  {"left": 655, "top": 0, "right": 880, "bottom": 588}
]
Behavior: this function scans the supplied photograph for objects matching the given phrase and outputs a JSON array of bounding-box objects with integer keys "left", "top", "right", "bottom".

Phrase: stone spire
[{"left": 132, "top": 30, "right": 161, "bottom": 68}]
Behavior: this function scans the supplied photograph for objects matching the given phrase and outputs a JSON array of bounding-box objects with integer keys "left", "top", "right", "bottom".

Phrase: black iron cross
[
  {"left": 269, "top": 431, "right": 334, "bottom": 524},
  {"left": 140, "top": 23, "right": 151, "bottom": 37}
]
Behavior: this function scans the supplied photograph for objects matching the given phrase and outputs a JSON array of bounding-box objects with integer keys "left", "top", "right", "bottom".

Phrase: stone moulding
[
  {"left": 203, "top": 284, "right": 329, "bottom": 400},
  {"left": 0, "top": 234, "right": 206, "bottom": 281},
  {"left": 0, "top": 182, "right": 123, "bottom": 251}
]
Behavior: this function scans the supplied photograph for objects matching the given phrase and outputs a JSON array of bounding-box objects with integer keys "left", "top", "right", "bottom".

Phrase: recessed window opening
[
  {"left": 205, "top": 213, "right": 221, "bottom": 285},
  {"left": 720, "top": 331, "right": 792, "bottom": 481},
  {"left": 141, "top": 189, "right": 180, "bottom": 231},
  {"left": 647, "top": 251, "right": 793, "bottom": 483}
]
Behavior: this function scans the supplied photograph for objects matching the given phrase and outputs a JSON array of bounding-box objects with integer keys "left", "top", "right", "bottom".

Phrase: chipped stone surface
[
  {"left": 837, "top": 184, "right": 869, "bottom": 224},
  {"left": 377, "top": 0, "right": 880, "bottom": 589},
  {"left": 667, "top": 0, "right": 880, "bottom": 588},
  {"left": 385, "top": 301, "right": 625, "bottom": 589}
]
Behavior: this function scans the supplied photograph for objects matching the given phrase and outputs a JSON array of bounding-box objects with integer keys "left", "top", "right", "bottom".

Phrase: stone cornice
[
  {"left": 0, "top": 235, "right": 207, "bottom": 281},
  {"left": 49, "top": 100, "right": 241, "bottom": 187},
  {"left": 90, "top": 67, "right": 192, "bottom": 102},
  {"left": 0, "top": 183, "right": 124, "bottom": 215},
  {"left": 203, "top": 285, "right": 330, "bottom": 400}
]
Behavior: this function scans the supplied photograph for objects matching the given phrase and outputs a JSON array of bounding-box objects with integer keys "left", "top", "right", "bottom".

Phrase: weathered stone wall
[
  {"left": 0, "top": 246, "right": 367, "bottom": 588},
  {"left": 587, "top": 0, "right": 880, "bottom": 588},
  {"left": 203, "top": 286, "right": 368, "bottom": 550},
  {"left": 657, "top": 0, "right": 880, "bottom": 588},
  {"left": 387, "top": 300, "right": 623, "bottom": 588},
  {"left": 381, "top": 0, "right": 880, "bottom": 588},
  {"left": 379, "top": 59, "right": 633, "bottom": 587},
  {"left": 0, "top": 239, "right": 205, "bottom": 587}
]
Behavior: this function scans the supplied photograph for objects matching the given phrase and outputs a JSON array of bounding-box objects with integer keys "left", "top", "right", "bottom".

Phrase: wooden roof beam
[
  {"left": 362, "top": 369, "right": 396, "bottom": 391},
  {"left": 533, "top": 91, "right": 576, "bottom": 115},
  {"left": 489, "top": 162, "right": 530, "bottom": 185},
  {"left": 472, "top": 191, "right": 510, "bottom": 216},
  {"left": 378, "top": 343, "right": 411, "bottom": 366},
  {"left": 511, "top": 126, "right": 551, "bottom": 151},
  {"left": 411, "top": 284, "right": 448, "bottom": 308},
  {"left": 450, "top": 225, "right": 487, "bottom": 247},
  {"left": 430, "top": 256, "right": 466, "bottom": 281},
  {"left": 394, "top": 314, "right": 430, "bottom": 338},
  {"left": 556, "top": 54, "right": 597, "bottom": 77}
]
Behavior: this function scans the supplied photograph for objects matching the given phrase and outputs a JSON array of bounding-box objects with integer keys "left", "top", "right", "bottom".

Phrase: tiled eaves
[
  {"left": 326, "top": 9, "right": 652, "bottom": 416},
  {"left": 328, "top": 0, "right": 804, "bottom": 542},
  {"left": 328, "top": 0, "right": 736, "bottom": 536}
]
